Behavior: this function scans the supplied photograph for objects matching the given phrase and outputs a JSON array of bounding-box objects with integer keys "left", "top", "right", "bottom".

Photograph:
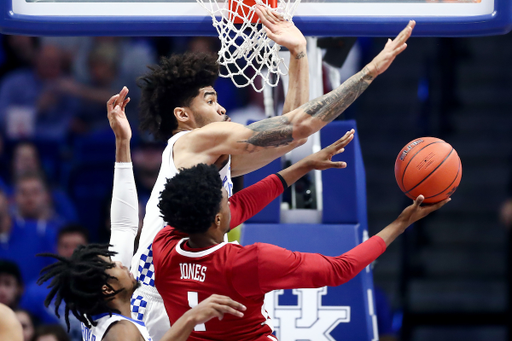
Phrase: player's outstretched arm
[
  {"left": 255, "top": 5, "right": 309, "bottom": 114},
  {"left": 225, "top": 21, "right": 414, "bottom": 175},
  {"left": 231, "top": 195, "right": 450, "bottom": 296},
  {"left": 280, "top": 20, "right": 415, "bottom": 132},
  {"left": 160, "top": 295, "right": 246, "bottom": 341},
  {"left": 377, "top": 195, "right": 450, "bottom": 247},
  {"left": 107, "top": 87, "right": 139, "bottom": 267}
]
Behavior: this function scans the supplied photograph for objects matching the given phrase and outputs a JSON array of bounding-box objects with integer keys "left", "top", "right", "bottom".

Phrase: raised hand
[
  {"left": 107, "top": 86, "right": 131, "bottom": 141},
  {"left": 368, "top": 20, "right": 416, "bottom": 77},
  {"left": 303, "top": 129, "right": 355, "bottom": 171},
  {"left": 189, "top": 294, "right": 246, "bottom": 324},
  {"left": 255, "top": 5, "right": 307, "bottom": 56}
]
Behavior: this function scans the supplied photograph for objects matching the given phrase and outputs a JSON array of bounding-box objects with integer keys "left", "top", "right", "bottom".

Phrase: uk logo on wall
[{"left": 264, "top": 286, "right": 378, "bottom": 341}]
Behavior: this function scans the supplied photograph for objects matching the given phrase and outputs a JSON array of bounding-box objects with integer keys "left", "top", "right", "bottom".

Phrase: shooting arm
[{"left": 231, "top": 237, "right": 386, "bottom": 296}]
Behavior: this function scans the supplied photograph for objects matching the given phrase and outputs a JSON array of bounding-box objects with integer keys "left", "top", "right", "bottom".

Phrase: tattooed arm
[
  {"left": 254, "top": 6, "right": 309, "bottom": 114},
  {"left": 174, "top": 21, "right": 415, "bottom": 173}
]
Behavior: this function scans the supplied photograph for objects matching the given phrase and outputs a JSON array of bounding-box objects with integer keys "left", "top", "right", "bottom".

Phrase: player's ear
[
  {"left": 215, "top": 213, "right": 222, "bottom": 228},
  {"left": 174, "top": 107, "right": 190, "bottom": 123},
  {"left": 102, "top": 284, "right": 115, "bottom": 296}
]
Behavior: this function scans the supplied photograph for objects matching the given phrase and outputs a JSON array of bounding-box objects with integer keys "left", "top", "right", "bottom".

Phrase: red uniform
[{"left": 152, "top": 174, "right": 387, "bottom": 341}]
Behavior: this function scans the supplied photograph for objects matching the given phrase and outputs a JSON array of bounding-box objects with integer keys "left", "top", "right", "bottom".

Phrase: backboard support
[{"left": 1, "top": 0, "right": 511, "bottom": 37}]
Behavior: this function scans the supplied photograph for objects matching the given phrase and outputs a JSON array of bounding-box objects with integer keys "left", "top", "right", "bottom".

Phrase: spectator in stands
[
  {"left": 0, "top": 190, "right": 56, "bottom": 283},
  {"left": 132, "top": 142, "right": 163, "bottom": 212},
  {"left": 14, "top": 309, "right": 35, "bottom": 341},
  {"left": 0, "top": 44, "right": 78, "bottom": 141},
  {"left": 32, "top": 324, "right": 70, "bottom": 341},
  {"left": 10, "top": 142, "right": 77, "bottom": 222},
  {"left": 72, "top": 37, "right": 156, "bottom": 125},
  {"left": 21, "top": 225, "right": 88, "bottom": 341},
  {"left": 13, "top": 172, "right": 66, "bottom": 232},
  {"left": 61, "top": 42, "right": 123, "bottom": 136},
  {"left": 0, "top": 260, "right": 23, "bottom": 309}
]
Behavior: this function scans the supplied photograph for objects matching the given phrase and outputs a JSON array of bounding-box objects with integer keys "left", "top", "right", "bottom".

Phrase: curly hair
[
  {"left": 158, "top": 164, "right": 223, "bottom": 234},
  {"left": 37, "top": 244, "right": 123, "bottom": 331},
  {"left": 138, "top": 52, "right": 219, "bottom": 141}
]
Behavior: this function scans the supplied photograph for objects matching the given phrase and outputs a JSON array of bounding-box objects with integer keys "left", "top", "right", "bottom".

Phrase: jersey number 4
[{"left": 188, "top": 292, "right": 206, "bottom": 331}]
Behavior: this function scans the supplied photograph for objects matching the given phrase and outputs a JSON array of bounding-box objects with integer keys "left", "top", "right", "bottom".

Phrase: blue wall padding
[{"left": 321, "top": 120, "right": 367, "bottom": 226}]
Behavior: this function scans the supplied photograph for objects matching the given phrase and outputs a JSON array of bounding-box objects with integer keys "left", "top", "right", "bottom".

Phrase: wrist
[
  {"left": 115, "top": 137, "right": 131, "bottom": 144},
  {"left": 289, "top": 43, "right": 307, "bottom": 59},
  {"left": 183, "top": 309, "right": 201, "bottom": 327},
  {"left": 364, "top": 62, "right": 379, "bottom": 79}
]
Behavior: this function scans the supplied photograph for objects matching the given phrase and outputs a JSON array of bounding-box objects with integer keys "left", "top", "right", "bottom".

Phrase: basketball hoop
[{"left": 197, "top": 0, "right": 301, "bottom": 92}]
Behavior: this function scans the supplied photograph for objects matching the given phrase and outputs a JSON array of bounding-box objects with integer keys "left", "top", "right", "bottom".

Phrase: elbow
[
  {"left": 294, "top": 137, "right": 308, "bottom": 147},
  {"left": 294, "top": 122, "right": 315, "bottom": 140}
]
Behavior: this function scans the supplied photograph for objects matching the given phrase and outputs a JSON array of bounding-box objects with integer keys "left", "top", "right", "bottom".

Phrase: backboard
[{"left": 1, "top": 0, "right": 511, "bottom": 37}]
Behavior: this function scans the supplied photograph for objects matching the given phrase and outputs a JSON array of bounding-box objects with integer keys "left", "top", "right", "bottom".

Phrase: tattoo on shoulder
[
  {"left": 301, "top": 66, "right": 373, "bottom": 122},
  {"left": 295, "top": 51, "right": 306, "bottom": 60},
  {"left": 239, "top": 116, "right": 294, "bottom": 149}
]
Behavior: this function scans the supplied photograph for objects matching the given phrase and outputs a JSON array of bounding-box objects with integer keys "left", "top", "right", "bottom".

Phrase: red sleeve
[
  {"left": 230, "top": 236, "right": 387, "bottom": 297},
  {"left": 229, "top": 174, "right": 284, "bottom": 229}
]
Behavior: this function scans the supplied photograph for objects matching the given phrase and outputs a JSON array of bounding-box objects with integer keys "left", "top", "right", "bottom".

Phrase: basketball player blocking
[{"left": 106, "top": 8, "right": 416, "bottom": 340}]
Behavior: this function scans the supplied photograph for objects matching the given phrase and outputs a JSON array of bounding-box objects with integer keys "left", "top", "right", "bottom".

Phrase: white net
[{"left": 197, "top": 0, "right": 301, "bottom": 92}]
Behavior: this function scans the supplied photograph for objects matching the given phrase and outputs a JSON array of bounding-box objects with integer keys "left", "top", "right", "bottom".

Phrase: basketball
[{"left": 395, "top": 137, "right": 462, "bottom": 204}]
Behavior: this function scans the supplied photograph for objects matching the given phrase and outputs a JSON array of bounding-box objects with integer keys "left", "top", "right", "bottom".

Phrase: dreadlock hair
[
  {"left": 158, "top": 163, "right": 223, "bottom": 234},
  {"left": 138, "top": 52, "right": 219, "bottom": 141},
  {"left": 37, "top": 244, "right": 123, "bottom": 331}
]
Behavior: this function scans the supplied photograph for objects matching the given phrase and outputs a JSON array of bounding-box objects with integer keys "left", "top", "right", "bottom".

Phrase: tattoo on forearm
[
  {"left": 295, "top": 51, "right": 306, "bottom": 60},
  {"left": 239, "top": 116, "right": 294, "bottom": 149},
  {"left": 302, "top": 66, "right": 374, "bottom": 122}
]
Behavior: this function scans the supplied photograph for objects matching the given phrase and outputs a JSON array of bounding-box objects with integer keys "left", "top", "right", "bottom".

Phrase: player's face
[
  {"left": 188, "top": 86, "right": 229, "bottom": 128},
  {"left": 101, "top": 257, "right": 138, "bottom": 295}
]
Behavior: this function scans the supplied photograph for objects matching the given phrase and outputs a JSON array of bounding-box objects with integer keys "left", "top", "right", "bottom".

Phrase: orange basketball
[{"left": 395, "top": 137, "right": 462, "bottom": 204}]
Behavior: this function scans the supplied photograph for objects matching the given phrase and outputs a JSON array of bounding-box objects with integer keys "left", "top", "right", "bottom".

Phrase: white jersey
[
  {"left": 130, "top": 130, "right": 233, "bottom": 340},
  {"left": 81, "top": 313, "right": 152, "bottom": 341}
]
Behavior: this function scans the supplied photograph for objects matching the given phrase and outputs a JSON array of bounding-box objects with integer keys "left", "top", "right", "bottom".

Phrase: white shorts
[{"left": 131, "top": 284, "right": 170, "bottom": 341}]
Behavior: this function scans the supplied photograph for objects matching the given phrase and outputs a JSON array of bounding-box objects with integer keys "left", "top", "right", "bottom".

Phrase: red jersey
[{"left": 152, "top": 174, "right": 387, "bottom": 341}]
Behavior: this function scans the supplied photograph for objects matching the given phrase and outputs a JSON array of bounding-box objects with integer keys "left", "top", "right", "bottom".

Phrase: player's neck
[
  {"left": 107, "top": 298, "right": 133, "bottom": 318},
  {"left": 187, "top": 233, "right": 223, "bottom": 249}
]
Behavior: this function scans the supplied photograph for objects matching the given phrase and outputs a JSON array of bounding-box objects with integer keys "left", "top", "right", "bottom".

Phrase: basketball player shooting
[
  {"left": 107, "top": 10, "right": 415, "bottom": 339},
  {"left": 152, "top": 164, "right": 449, "bottom": 341}
]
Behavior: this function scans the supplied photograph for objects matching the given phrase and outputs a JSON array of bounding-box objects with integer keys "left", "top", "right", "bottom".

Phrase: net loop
[{"left": 197, "top": 0, "right": 301, "bottom": 92}]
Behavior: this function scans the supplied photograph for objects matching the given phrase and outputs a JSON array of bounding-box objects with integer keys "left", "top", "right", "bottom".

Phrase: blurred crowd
[{"left": 0, "top": 34, "right": 259, "bottom": 341}]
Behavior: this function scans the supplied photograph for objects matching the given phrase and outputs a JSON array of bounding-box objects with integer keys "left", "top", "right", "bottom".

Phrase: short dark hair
[
  {"left": 57, "top": 224, "right": 89, "bottom": 244},
  {"left": 37, "top": 244, "right": 123, "bottom": 331},
  {"left": 0, "top": 260, "right": 23, "bottom": 286},
  {"left": 158, "top": 164, "right": 222, "bottom": 234},
  {"left": 32, "top": 324, "right": 70, "bottom": 341},
  {"left": 138, "top": 52, "right": 219, "bottom": 141}
]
